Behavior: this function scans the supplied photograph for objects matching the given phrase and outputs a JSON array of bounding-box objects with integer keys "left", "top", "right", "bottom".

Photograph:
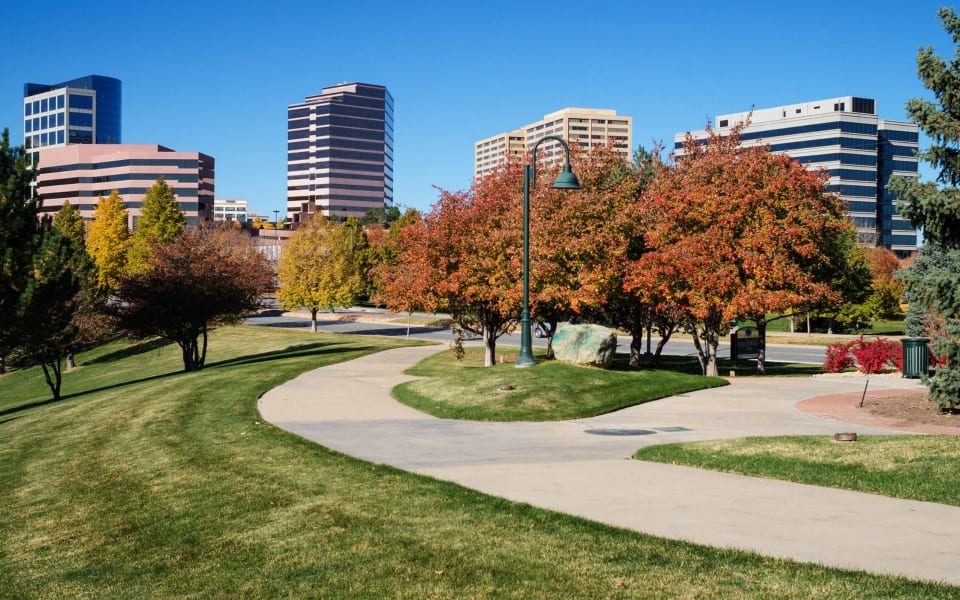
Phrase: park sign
[{"left": 731, "top": 327, "right": 760, "bottom": 360}]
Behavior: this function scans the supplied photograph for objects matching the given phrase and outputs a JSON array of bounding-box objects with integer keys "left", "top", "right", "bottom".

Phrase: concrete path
[{"left": 258, "top": 345, "right": 960, "bottom": 586}]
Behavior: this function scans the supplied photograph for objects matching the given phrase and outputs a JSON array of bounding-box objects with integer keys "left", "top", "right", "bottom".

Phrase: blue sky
[{"left": 0, "top": 0, "right": 952, "bottom": 218}]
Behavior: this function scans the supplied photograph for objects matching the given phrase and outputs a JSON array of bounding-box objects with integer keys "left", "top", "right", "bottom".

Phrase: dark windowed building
[
  {"left": 23, "top": 74, "right": 122, "bottom": 167},
  {"left": 287, "top": 82, "right": 393, "bottom": 222},
  {"left": 675, "top": 96, "right": 919, "bottom": 257}
]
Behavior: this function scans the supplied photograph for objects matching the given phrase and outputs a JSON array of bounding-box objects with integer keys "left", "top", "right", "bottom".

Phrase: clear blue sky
[{"left": 0, "top": 0, "right": 952, "bottom": 218}]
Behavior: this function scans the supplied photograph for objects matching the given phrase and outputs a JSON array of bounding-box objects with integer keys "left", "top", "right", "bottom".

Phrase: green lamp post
[{"left": 516, "top": 135, "right": 581, "bottom": 368}]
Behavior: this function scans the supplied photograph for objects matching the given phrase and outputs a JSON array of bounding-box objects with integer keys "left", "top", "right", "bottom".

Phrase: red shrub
[
  {"left": 823, "top": 341, "right": 856, "bottom": 373},
  {"left": 850, "top": 336, "right": 902, "bottom": 374}
]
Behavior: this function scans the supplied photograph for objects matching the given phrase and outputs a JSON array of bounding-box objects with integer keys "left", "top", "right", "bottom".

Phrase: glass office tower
[
  {"left": 23, "top": 75, "right": 122, "bottom": 167},
  {"left": 287, "top": 82, "right": 393, "bottom": 222},
  {"left": 676, "top": 96, "right": 919, "bottom": 257}
]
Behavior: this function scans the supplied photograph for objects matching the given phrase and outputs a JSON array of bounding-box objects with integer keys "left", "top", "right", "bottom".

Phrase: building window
[{"left": 719, "top": 119, "right": 728, "bottom": 127}]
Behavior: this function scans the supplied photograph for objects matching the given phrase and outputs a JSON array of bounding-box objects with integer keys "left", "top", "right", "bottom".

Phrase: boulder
[{"left": 552, "top": 323, "right": 618, "bottom": 368}]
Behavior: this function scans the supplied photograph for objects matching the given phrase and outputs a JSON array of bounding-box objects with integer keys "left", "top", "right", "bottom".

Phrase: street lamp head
[{"left": 551, "top": 162, "right": 582, "bottom": 189}]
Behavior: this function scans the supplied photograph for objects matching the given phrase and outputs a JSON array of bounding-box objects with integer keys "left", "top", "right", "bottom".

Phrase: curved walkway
[{"left": 258, "top": 345, "right": 960, "bottom": 586}]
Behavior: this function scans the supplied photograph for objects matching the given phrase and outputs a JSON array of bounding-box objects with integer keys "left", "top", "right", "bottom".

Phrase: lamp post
[{"left": 516, "top": 135, "right": 581, "bottom": 368}]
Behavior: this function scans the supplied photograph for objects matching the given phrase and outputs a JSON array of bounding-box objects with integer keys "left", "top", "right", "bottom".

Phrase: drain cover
[
  {"left": 584, "top": 428, "right": 657, "bottom": 436},
  {"left": 653, "top": 426, "right": 692, "bottom": 433}
]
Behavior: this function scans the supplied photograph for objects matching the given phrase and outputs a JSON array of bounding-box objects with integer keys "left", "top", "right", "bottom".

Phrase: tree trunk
[
  {"left": 39, "top": 357, "right": 62, "bottom": 401},
  {"left": 756, "top": 316, "right": 767, "bottom": 375},
  {"left": 690, "top": 330, "right": 708, "bottom": 375},
  {"left": 199, "top": 325, "right": 208, "bottom": 370},
  {"left": 544, "top": 320, "right": 557, "bottom": 360},
  {"left": 653, "top": 331, "right": 673, "bottom": 366},
  {"left": 806, "top": 313, "right": 811, "bottom": 334},
  {"left": 629, "top": 325, "right": 644, "bottom": 367},
  {"left": 483, "top": 325, "right": 496, "bottom": 367},
  {"left": 311, "top": 308, "right": 319, "bottom": 333},
  {"left": 66, "top": 351, "right": 76, "bottom": 370},
  {"left": 0, "top": 353, "right": 6, "bottom": 375}
]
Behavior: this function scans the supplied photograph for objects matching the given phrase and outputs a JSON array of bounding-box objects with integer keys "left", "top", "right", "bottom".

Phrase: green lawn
[
  {"left": 393, "top": 347, "right": 728, "bottom": 421},
  {"left": 1, "top": 327, "right": 955, "bottom": 598},
  {"left": 634, "top": 435, "right": 960, "bottom": 506}
]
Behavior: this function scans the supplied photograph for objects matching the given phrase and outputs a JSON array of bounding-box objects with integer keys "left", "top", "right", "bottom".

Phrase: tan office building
[{"left": 474, "top": 108, "right": 632, "bottom": 179}]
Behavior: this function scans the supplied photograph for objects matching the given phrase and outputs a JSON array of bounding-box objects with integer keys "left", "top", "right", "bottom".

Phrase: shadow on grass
[
  {"left": 1, "top": 341, "right": 374, "bottom": 421},
  {"left": 609, "top": 354, "right": 823, "bottom": 377},
  {"left": 84, "top": 338, "right": 176, "bottom": 365}
]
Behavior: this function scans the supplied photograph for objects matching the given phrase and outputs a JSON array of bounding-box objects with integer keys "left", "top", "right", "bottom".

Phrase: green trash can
[{"left": 901, "top": 337, "right": 930, "bottom": 379}]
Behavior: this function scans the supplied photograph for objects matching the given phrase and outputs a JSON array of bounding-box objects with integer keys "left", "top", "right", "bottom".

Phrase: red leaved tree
[
  {"left": 375, "top": 172, "right": 523, "bottom": 366},
  {"left": 627, "top": 126, "right": 853, "bottom": 376}
]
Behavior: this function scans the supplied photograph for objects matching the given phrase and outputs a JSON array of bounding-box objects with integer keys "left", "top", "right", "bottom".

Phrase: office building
[
  {"left": 287, "top": 82, "right": 393, "bottom": 222},
  {"left": 675, "top": 96, "right": 919, "bottom": 256},
  {"left": 474, "top": 108, "right": 633, "bottom": 179},
  {"left": 35, "top": 144, "right": 214, "bottom": 228},
  {"left": 23, "top": 74, "right": 122, "bottom": 167},
  {"left": 214, "top": 198, "right": 249, "bottom": 223}
]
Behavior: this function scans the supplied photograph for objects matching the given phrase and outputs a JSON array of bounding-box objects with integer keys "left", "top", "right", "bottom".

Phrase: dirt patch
[{"left": 797, "top": 387, "right": 960, "bottom": 435}]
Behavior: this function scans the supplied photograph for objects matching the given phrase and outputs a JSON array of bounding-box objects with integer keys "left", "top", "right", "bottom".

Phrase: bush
[
  {"left": 823, "top": 341, "right": 856, "bottom": 373},
  {"left": 851, "top": 337, "right": 902, "bottom": 374},
  {"left": 822, "top": 336, "right": 903, "bottom": 374}
]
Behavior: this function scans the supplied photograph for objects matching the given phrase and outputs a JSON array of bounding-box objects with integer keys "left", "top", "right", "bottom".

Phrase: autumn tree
[
  {"left": 126, "top": 178, "right": 186, "bottom": 275},
  {"left": 528, "top": 144, "right": 649, "bottom": 361},
  {"left": 0, "top": 129, "right": 36, "bottom": 373},
  {"left": 86, "top": 190, "right": 131, "bottom": 290},
  {"left": 277, "top": 215, "right": 364, "bottom": 331},
  {"left": 629, "top": 126, "right": 852, "bottom": 376},
  {"left": 376, "top": 175, "right": 522, "bottom": 367},
  {"left": 889, "top": 7, "right": 960, "bottom": 408},
  {"left": 113, "top": 227, "right": 273, "bottom": 371}
]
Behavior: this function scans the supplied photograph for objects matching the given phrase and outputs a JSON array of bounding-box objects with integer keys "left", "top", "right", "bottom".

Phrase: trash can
[{"left": 901, "top": 337, "right": 930, "bottom": 379}]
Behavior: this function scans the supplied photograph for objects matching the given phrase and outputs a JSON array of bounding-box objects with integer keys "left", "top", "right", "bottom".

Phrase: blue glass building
[
  {"left": 22, "top": 74, "right": 122, "bottom": 166},
  {"left": 287, "top": 82, "right": 393, "bottom": 222},
  {"left": 676, "top": 96, "right": 919, "bottom": 257}
]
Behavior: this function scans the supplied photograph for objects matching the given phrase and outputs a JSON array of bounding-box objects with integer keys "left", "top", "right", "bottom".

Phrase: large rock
[{"left": 552, "top": 323, "right": 618, "bottom": 368}]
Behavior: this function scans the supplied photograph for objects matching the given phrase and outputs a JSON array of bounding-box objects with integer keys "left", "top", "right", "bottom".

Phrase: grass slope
[
  {"left": 1, "top": 327, "right": 955, "bottom": 598},
  {"left": 634, "top": 435, "right": 960, "bottom": 506},
  {"left": 393, "top": 347, "right": 728, "bottom": 421}
]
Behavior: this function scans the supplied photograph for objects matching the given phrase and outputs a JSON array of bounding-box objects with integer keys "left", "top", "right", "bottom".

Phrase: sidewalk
[{"left": 258, "top": 345, "right": 960, "bottom": 586}]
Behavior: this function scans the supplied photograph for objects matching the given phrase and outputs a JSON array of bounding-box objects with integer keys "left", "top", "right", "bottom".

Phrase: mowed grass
[
  {"left": 393, "top": 347, "right": 728, "bottom": 421},
  {"left": 635, "top": 435, "right": 960, "bottom": 506},
  {"left": 1, "top": 328, "right": 956, "bottom": 598}
]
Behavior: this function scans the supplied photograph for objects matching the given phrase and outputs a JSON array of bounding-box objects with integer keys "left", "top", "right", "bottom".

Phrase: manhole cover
[
  {"left": 584, "top": 428, "right": 657, "bottom": 436},
  {"left": 653, "top": 426, "right": 692, "bottom": 433}
]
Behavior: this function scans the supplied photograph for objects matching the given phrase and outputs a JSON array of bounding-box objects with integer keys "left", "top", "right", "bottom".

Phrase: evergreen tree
[
  {"left": 889, "top": 7, "right": 960, "bottom": 408},
  {"left": 0, "top": 128, "right": 36, "bottom": 372},
  {"left": 18, "top": 218, "right": 96, "bottom": 399},
  {"left": 126, "top": 178, "right": 186, "bottom": 274},
  {"left": 86, "top": 190, "right": 132, "bottom": 290},
  {"left": 53, "top": 200, "right": 86, "bottom": 246}
]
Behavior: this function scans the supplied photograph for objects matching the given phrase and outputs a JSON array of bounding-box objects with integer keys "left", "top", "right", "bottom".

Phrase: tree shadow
[
  {"left": 84, "top": 338, "right": 176, "bottom": 365},
  {"left": 0, "top": 340, "right": 378, "bottom": 421}
]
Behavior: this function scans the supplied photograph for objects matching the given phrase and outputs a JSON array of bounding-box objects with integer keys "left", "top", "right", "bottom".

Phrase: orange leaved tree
[
  {"left": 375, "top": 172, "right": 523, "bottom": 366},
  {"left": 628, "top": 126, "right": 853, "bottom": 376}
]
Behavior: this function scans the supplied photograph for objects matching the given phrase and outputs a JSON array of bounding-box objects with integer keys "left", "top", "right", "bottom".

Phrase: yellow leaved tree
[{"left": 277, "top": 215, "right": 363, "bottom": 331}]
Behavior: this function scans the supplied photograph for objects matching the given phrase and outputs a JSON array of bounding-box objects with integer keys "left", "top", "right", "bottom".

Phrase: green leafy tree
[
  {"left": 0, "top": 128, "right": 36, "bottom": 373},
  {"left": 126, "top": 178, "right": 186, "bottom": 275},
  {"left": 889, "top": 7, "right": 960, "bottom": 408},
  {"left": 277, "top": 215, "right": 364, "bottom": 331},
  {"left": 114, "top": 227, "right": 273, "bottom": 371},
  {"left": 86, "top": 190, "right": 132, "bottom": 291},
  {"left": 18, "top": 218, "right": 96, "bottom": 399},
  {"left": 53, "top": 200, "right": 86, "bottom": 246}
]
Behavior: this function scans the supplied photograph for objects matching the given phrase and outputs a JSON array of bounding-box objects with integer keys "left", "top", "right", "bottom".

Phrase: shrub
[
  {"left": 850, "top": 336, "right": 902, "bottom": 374},
  {"left": 823, "top": 341, "right": 856, "bottom": 373}
]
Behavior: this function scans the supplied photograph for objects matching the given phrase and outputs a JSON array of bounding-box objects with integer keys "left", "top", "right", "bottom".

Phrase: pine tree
[
  {"left": 126, "top": 178, "right": 186, "bottom": 274},
  {"left": 0, "top": 128, "right": 36, "bottom": 372},
  {"left": 889, "top": 7, "right": 960, "bottom": 408}
]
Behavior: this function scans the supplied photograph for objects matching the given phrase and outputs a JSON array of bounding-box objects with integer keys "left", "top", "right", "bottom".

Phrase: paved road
[
  {"left": 246, "top": 309, "right": 828, "bottom": 365},
  {"left": 258, "top": 345, "right": 958, "bottom": 586}
]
